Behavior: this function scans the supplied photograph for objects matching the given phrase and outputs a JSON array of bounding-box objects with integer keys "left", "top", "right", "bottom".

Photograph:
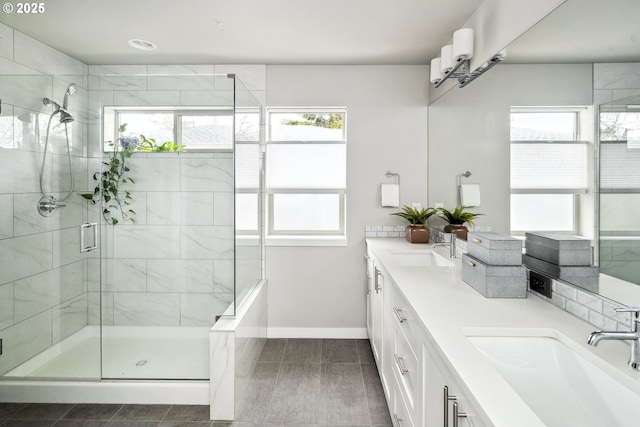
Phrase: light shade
[
  {"left": 452, "top": 28, "right": 474, "bottom": 61},
  {"left": 440, "top": 45, "right": 454, "bottom": 73},
  {"left": 430, "top": 58, "right": 443, "bottom": 83}
]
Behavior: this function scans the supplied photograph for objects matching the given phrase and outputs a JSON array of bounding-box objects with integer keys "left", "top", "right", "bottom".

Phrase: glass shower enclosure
[{"left": 0, "top": 71, "right": 264, "bottom": 383}]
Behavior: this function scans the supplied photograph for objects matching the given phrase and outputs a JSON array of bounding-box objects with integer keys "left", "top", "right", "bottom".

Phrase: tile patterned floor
[{"left": 0, "top": 339, "right": 392, "bottom": 427}]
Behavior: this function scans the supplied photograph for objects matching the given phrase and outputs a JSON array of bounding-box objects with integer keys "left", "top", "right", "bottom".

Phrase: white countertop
[{"left": 366, "top": 238, "right": 640, "bottom": 427}]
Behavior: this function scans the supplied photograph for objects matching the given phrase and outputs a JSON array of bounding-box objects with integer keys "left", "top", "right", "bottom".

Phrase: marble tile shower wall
[
  {"left": 86, "top": 152, "right": 236, "bottom": 327},
  {"left": 86, "top": 64, "right": 266, "bottom": 328},
  {"left": 0, "top": 23, "right": 91, "bottom": 375}
]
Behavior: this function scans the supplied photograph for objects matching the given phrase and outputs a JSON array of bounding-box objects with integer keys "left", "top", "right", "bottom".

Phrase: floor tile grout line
[
  {"left": 359, "top": 363, "right": 374, "bottom": 426},
  {"left": 262, "top": 342, "right": 286, "bottom": 424}
]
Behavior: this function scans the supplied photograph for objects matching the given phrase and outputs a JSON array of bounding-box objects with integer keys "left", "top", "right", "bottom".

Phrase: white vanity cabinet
[{"left": 366, "top": 242, "right": 493, "bottom": 427}]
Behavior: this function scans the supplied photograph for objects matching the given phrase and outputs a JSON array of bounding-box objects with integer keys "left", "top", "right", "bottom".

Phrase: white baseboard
[{"left": 267, "top": 327, "right": 368, "bottom": 339}]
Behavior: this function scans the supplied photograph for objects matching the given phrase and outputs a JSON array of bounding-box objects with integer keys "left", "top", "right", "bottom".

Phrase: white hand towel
[
  {"left": 381, "top": 183, "right": 400, "bottom": 207},
  {"left": 459, "top": 183, "right": 481, "bottom": 207}
]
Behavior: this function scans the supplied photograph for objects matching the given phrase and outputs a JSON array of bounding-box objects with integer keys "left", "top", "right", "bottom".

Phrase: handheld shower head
[{"left": 63, "top": 83, "right": 77, "bottom": 110}]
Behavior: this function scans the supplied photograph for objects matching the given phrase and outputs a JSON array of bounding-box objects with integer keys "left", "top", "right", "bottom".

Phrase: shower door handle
[{"left": 80, "top": 222, "right": 98, "bottom": 253}]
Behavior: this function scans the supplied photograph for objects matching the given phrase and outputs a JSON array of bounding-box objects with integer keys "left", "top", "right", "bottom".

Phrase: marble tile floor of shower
[{"left": 0, "top": 339, "right": 392, "bottom": 427}]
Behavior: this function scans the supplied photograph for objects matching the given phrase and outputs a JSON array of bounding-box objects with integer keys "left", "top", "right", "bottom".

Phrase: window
[
  {"left": 510, "top": 107, "right": 590, "bottom": 234},
  {"left": 266, "top": 108, "right": 347, "bottom": 244},
  {"left": 104, "top": 106, "right": 261, "bottom": 152}
]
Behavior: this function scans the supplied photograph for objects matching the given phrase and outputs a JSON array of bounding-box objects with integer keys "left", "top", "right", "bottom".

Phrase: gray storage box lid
[
  {"left": 525, "top": 232, "right": 591, "bottom": 250},
  {"left": 468, "top": 232, "right": 523, "bottom": 250}
]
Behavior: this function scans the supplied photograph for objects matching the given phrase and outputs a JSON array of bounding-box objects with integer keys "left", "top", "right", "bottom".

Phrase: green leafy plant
[
  {"left": 136, "top": 134, "right": 185, "bottom": 152},
  {"left": 390, "top": 205, "right": 437, "bottom": 225},
  {"left": 81, "top": 124, "right": 137, "bottom": 225},
  {"left": 436, "top": 206, "right": 483, "bottom": 226},
  {"left": 81, "top": 126, "right": 186, "bottom": 225}
]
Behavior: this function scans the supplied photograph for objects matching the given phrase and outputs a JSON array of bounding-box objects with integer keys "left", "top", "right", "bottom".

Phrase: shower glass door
[
  {"left": 94, "top": 72, "right": 255, "bottom": 380},
  {"left": 0, "top": 74, "right": 102, "bottom": 381}
]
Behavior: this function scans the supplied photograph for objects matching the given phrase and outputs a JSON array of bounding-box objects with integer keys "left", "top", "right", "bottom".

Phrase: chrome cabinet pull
[
  {"left": 393, "top": 306, "right": 407, "bottom": 323},
  {"left": 374, "top": 267, "right": 383, "bottom": 293},
  {"left": 394, "top": 353, "right": 409, "bottom": 375},
  {"left": 80, "top": 222, "right": 98, "bottom": 253},
  {"left": 444, "top": 385, "right": 457, "bottom": 427},
  {"left": 453, "top": 401, "right": 467, "bottom": 427}
]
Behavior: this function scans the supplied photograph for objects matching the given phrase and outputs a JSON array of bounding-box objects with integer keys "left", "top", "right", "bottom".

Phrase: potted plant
[
  {"left": 391, "top": 205, "right": 437, "bottom": 243},
  {"left": 436, "top": 206, "right": 483, "bottom": 240}
]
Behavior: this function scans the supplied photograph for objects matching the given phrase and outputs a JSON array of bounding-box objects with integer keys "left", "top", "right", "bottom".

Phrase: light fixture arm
[
  {"left": 433, "top": 52, "right": 505, "bottom": 89},
  {"left": 434, "top": 57, "right": 470, "bottom": 89}
]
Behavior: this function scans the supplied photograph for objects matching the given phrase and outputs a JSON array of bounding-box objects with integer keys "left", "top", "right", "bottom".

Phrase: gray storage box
[
  {"left": 461, "top": 254, "right": 527, "bottom": 298},
  {"left": 468, "top": 232, "right": 523, "bottom": 266},
  {"left": 522, "top": 254, "right": 599, "bottom": 293},
  {"left": 524, "top": 232, "right": 592, "bottom": 266}
]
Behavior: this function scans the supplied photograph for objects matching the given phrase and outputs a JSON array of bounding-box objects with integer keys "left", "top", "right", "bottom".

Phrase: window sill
[{"left": 266, "top": 235, "right": 348, "bottom": 247}]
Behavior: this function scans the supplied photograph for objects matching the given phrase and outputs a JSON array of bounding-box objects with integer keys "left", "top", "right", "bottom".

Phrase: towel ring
[
  {"left": 385, "top": 171, "right": 400, "bottom": 185},
  {"left": 456, "top": 171, "right": 471, "bottom": 187}
]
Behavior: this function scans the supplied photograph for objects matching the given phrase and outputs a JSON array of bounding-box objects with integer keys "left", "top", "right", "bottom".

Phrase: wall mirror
[{"left": 428, "top": 0, "right": 640, "bottom": 308}]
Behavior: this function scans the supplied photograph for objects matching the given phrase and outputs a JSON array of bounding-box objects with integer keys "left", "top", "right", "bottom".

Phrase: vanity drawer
[
  {"left": 391, "top": 380, "right": 415, "bottom": 427},
  {"left": 390, "top": 284, "right": 421, "bottom": 352},
  {"left": 462, "top": 253, "right": 527, "bottom": 298},
  {"left": 392, "top": 322, "right": 419, "bottom": 414},
  {"left": 467, "top": 231, "right": 523, "bottom": 265}
]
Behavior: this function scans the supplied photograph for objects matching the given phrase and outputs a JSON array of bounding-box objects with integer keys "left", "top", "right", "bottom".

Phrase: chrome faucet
[
  {"left": 432, "top": 232, "right": 457, "bottom": 258},
  {"left": 587, "top": 307, "right": 640, "bottom": 371}
]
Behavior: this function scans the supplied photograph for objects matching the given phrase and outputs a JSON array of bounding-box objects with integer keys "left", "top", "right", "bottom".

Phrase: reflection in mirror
[
  {"left": 429, "top": 0, "right": 640, "bottom": 308},
  {"left": 599, "top": 94, "right": 640, "bottom": 286}
]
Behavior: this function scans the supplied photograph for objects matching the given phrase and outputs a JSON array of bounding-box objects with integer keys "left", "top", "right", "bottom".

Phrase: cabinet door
[
  {"left": 371, "top": 265, "right": 384, "bottom": 366},
  {"left": 366, "top": 255, "right": 374, "bottom": 340},
  {"left": 423, "top": 343, "right": 491, "bottom": 427}
]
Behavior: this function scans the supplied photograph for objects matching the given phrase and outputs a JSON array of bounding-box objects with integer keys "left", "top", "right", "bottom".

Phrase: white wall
[
  {"left": 428, "top": 63, "right": 593, "bottom": 235},
  {"left": 265, "top": 65, "right": 429, "bottom": 335}
]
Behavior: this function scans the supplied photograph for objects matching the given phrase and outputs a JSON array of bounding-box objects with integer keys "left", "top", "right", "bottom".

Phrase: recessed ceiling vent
[{"left": 128, "top": 39, "right": 157, "bottom": 51}]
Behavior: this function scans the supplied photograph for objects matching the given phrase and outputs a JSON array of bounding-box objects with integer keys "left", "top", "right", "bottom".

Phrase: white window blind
[
  {"left": 510, "top": 143, "right": 587, "bottom": 190},
  {"left": 510, "top": 108, "right": 589, "bottom": 234},
  {"left": 266, "top": 108, "right": 347, "bottom": 240},
  {"left": 600, "top": 142, "right": 640, "bottom": 189}
]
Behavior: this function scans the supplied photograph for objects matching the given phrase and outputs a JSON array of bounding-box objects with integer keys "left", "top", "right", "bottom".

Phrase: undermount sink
[
  {"left": 466, "top": 330, "right": 640, "bottom": 427},
  {"left": 388, "top": 250, "right": 453, "bottom": 267}
]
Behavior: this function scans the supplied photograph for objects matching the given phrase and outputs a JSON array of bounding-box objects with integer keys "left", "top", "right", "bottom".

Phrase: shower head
[
  {"left": 59, "top": 109, "right": 74, "bottom": 124},
  {"left": 42, "top": 98, "right": 74, "bottom": 123},
  {"left": 63, "top": 83, "right": 77, "bottom": 110}
]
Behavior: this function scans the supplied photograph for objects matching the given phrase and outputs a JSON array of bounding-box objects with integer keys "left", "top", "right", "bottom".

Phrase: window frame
[
  {"left": 265, "top": 107, "right": 347, "bottom": 246},
  {"left": 107, "top": 106, "right": 236, "bottom": 153},
  {"left": 509, "top": 106, "right": 591, "bottom": 235}
]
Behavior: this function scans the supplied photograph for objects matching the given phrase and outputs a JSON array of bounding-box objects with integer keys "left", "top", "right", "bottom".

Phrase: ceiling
[
  {"left": 0, "top": 0, "right": 481, "bottom": 65},
  {"left": 0, "top": 0, "right": 638, "bottom": 66},
  {"left": 505, "top": 0, "right": 640, "bottom": 63}
]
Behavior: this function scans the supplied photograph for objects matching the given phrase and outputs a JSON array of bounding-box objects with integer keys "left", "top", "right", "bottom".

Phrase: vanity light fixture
[
  {"left": 128, "top": 39, "right": 157, "bottom": 51},
  {"left": 430, "top": 28, "right": 506, "bottom": 89}
]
